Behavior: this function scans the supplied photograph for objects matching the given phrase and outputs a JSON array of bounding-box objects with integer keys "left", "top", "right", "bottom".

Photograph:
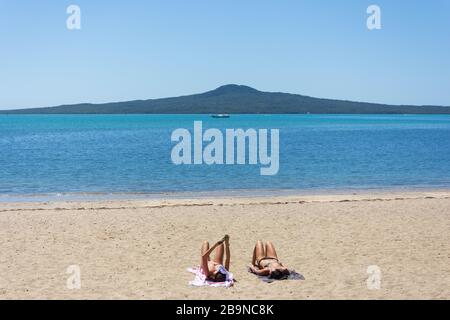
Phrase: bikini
[
  {"left": 257, "top": 257, "right": 281, "bottom": 269},
  {"left": 206, "top": 264, "right": 230, "bottom": 282}
]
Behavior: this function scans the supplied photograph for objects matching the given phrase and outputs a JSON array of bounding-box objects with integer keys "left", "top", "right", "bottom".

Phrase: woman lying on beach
[
  {"left": 249, "top": 240, "right": 290, "bottom": 279},
  {"left": 201, "top": 235, "right": 231, "bottom": 282}
]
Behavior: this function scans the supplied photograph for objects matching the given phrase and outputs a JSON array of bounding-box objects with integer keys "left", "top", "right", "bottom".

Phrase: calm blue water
[{"left": 1, "top": 114, "right": 450, "bottom": 200}]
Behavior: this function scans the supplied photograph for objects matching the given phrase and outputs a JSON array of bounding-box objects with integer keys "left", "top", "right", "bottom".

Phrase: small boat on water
[{"left": 211, "top": 114, "right": 230, "bottom": 118}]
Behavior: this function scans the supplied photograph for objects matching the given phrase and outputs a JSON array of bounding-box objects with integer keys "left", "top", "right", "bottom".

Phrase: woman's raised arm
[{"left": 224, "top": 236, "right": 231, "bottom": 271}]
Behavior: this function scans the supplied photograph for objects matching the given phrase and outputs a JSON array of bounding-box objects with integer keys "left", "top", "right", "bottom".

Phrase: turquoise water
[{"left": 1, "top": 114, "right": 450, "bottom": 200}]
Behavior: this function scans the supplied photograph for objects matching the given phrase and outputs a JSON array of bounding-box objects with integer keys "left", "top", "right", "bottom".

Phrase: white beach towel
[{"left": 187, "top": 266, "right": 234, "bottom": 288}]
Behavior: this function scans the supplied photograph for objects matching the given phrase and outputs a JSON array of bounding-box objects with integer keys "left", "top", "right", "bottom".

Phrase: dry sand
[{"left": 0, "top": 191, "right": 449, "bottom": 300}]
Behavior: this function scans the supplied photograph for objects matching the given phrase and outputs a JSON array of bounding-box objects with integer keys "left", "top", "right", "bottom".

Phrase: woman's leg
[
  {"left": 265, "top": 241, "right": 279, "bottom": 260},
  {"left": 201, "top": 241, "right": 210, "bottom": 261},
  {"left": 255, "top": 240, "right": 266, "bottom": 267},
  {"left": 213, "top": 243, "right": 224, "bottom": 265}
]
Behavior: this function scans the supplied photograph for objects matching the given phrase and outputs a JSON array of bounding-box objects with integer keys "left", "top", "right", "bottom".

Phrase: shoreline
[{"left": 1, "top": 186, "right": 450, "bottom": 204}]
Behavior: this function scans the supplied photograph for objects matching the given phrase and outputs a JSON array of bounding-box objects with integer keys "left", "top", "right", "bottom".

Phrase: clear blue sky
[{"left": 1, "top": 0, "right": 449, "bottom": 109}]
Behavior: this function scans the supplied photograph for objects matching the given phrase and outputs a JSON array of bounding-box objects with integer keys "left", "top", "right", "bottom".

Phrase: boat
[{"left": 211, "top": 114, "right": 230, "bottom": 118}]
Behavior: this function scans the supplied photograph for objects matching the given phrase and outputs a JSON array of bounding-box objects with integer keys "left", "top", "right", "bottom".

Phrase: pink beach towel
[{"left": 187, "top": 266, "right": 234, "bottom": 288}]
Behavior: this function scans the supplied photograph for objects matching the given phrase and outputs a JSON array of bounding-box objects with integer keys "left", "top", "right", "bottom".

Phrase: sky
[{"left": 0, "top": 0, "right": 450, "bottom": 110}]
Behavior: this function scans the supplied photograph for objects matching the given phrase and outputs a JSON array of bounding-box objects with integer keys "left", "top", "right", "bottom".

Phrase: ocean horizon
[{"left": 1, "top": 114, "right": 450, "bottom": 202}]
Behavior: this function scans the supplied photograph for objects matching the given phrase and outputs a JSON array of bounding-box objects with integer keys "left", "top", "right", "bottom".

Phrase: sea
[{"left": 1, "top": 114, "right": 450, "bottom": 202}]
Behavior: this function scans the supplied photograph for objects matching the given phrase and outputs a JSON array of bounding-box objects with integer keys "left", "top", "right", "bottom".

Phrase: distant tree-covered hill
[{"left": 1, "top": 84, "right": 450, "bottom": 114}]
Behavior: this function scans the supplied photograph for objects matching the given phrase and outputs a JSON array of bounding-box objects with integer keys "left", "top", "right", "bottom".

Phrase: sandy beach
[{"left": 0, "top": 191, "right": 449, "bottom": 300}]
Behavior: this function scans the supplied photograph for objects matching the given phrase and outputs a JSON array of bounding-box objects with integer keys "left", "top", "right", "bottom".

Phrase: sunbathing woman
[
  {"left": 249, "top": 240, "right": 290, "bottom": 279},
  {"left": 201, "top": 235, "right": 231, "bottom": 282}
]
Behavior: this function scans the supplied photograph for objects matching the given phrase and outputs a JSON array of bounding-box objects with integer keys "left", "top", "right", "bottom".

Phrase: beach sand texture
[{"left": 0, "top": 191, "right": 449, "bottom": 299}]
